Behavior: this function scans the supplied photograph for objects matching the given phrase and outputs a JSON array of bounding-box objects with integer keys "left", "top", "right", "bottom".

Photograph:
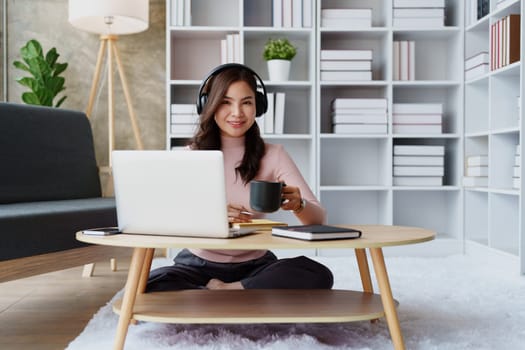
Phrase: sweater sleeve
[{"left": 271, "top": 145, "right": 326, "bottom": 224}]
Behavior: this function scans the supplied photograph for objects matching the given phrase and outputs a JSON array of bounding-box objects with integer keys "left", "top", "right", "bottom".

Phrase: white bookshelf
[
  {"left": 464, "top": 0, "right": 524, "bottom": 273},
  {"left": 166, "top": 1, "right": 524, "bottom": 270},
  {"left": 316, "top": 0, "right": 464, "bottom": 256}
]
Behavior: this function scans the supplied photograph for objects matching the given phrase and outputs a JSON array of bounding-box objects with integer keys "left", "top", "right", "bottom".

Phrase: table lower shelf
[{"left": 113, "top": 289, "right": 391, "bottom": 324}]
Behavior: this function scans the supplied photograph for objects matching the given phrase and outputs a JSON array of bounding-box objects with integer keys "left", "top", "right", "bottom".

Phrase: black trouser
[{"left": 146, "top": 249, "right": 334, "bottom": 292}]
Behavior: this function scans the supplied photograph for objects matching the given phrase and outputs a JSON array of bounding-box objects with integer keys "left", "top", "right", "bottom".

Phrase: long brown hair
[{"left": 189, "top": 66, "right": 266, "bottom": 184}]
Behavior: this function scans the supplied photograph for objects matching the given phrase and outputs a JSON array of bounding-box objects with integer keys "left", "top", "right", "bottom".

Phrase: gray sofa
[{"left": 0, "top": 102, "right": 128, "bottom": 282}]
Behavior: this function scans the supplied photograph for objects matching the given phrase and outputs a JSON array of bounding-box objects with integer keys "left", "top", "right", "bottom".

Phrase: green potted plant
[
  {"left": 263, "top": 38, "right": 297, "bottom": 81},
  {"left": 13, "top": 39, "right": 68, "bottom": 107}
]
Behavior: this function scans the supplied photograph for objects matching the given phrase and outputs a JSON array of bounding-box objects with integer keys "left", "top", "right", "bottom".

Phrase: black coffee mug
[{"left": 249, "top": 180, "right": 284, "bottom": 213}]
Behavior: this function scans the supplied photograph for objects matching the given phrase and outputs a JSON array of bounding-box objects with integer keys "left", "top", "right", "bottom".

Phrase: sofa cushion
[
  {"left": 0, "top": 198, "right": 117, "bottom": 261},
  {"left": 0, "top": 103, "right": 101, "bottom": 204}
]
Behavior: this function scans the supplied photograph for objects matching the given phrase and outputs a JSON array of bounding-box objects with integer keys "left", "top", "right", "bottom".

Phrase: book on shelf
[
  {"left": 321, "top": 18, "right": 371, "bottom": 28},
  {"left": 462, "top": 176, "right": 488, "bottom": 187},
  {"left": 515, "top": 154, "right": 521, "bottom": 167},
  {"left": 393, "top": 17, "right": 444, "bottom": 28},
  {"left": 393, "top": 103, "right": 443, "bottom": 114},
  {"left": 393, "top": 124, "right": 442, "bottom": 134},
  {"left": 332, "top": 114, "right": 387, "bottom": 124},
  {"left": 393, "top": 0, "right": 445, "bottom": 7},
  {"left": 513, "top": 177, "right": 520, "bottom": 189},
  {"left": 170, "top": 114, "right": 200, "bottom": 124},
  {"left": 320, "top": 60, "right": 372, "bottom": 71},
  {"left": 320, "top": 70, "right": 372, "bottom": 81},
  {"left": 263, "top": 92, "right": 275, "bottom": 134},
  {"left": 292, "top": 0, "right": 302, "bottom": 28},
  {"left": 490, "top": 14, "right": 520, "bottom": 71},
  {"left": 393, "top": 145, "right": 445, "bottom": 156},
  {"left": 221, "top": 34, "right": 241, "bottom": 64},
  {"left": 332, "top": 98, "right": 387, "bottom": 109},
  {"left": 321, "top": 8, "right": 372, "bottom": 18},
  {"left": 393, "top": 41, "right": 415, "bottom": 80},
  {"left": 273, "top": 0, "right": 282, "bottom": 27},
  {"left": 333, "top": 123, "right": 387, "bottom": 134},
  {"left": 392, "top": 114, "right": 442, "bottom": 124},
  {"left": 320, "top": 49, "right": 372, "bottom": 61},
  {"left": 466, "top": 166, "right": 489, "bottom": 177},
  {"left": 170, "top": 123, "right": 198, "bottom": 134},
  {"left": 272, "top": 0, "right": 311, "bottom": 28},
  {"left": 272, "top": 224, "right": 362, "bottom": 241},
  {"left": 332, "top": 107, "right": 387, "bottom": 115},
  {"left": 466, "top": 155, "right": 488, "bottom": 167},
  {"left": 465, "top": 52, "right": 489, "bottom": 70},
  {"left": 170, "top": 104, "right": 197, "bottom": 114},
  {"left": 274, "top": 92, "right": 286, "bottom": 134},
  {"left": 393, "top": 176, "right": 443, "bottom": 186},
  {"left": 320, "top": 8, "right": 372, "bottom": 28},
  {"left": 231, "top": 219, "right": 287, "bottom": 231},
  {"left": 393, "top": 155, "right": 444, "bottom": 166},
  {"left": 393, "top": 166, "right": 444, "bottom": 176},
  {"left": 82, "top": 227, "right": 121, "bottom": 236},
  {"left": 282, "top": 0, "right": 292, "bottom": 27},
  {"left": 302, "top": 0, "right": 312, "bottom": 27},
  {"left": 170, "top": 0, "right": 191, "bottom": 26},
  {"left": 393, "top": 8, "right": 444, "bottom": 18}
]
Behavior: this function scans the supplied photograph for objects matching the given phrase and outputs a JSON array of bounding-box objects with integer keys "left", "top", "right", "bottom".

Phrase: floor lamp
[
  {"left": 68, "top": 0, "right": 149, "bottom": 168},
  {"left": 68, "top": 0, "right": 149, "bottom": 277}
]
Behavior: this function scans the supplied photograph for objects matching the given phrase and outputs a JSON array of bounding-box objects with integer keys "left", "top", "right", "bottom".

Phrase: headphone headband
[{"left": 196, "top": 63, "right": 268, "bottom": 116}]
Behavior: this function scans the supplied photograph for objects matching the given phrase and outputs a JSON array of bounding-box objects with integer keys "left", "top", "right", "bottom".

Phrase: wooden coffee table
[{"left": 77, "top": 225, "right": 435, "bottom": 350}]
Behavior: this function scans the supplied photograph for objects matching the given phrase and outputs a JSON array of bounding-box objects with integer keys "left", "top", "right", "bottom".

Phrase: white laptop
[{"left": 111, "top": 150, "right": 256, "bottom": 238}]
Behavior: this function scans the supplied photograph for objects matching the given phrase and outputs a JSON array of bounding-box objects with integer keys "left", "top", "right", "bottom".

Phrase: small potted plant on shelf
[{"left": 263, "top": 37, "right": 297, "bottom": 81}]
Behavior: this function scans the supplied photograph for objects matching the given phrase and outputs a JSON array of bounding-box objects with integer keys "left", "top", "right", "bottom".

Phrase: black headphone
[{"left": 196, "top": 63, "right": 268, "bottom": 117}]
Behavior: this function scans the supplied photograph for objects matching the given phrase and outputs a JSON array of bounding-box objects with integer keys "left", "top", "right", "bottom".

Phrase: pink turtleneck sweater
[{"left": 189, "top": 135, "right": 326, "bottom": 263}]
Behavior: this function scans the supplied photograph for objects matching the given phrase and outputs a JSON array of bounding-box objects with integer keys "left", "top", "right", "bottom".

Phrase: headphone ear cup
[
  {"left": 197, "top": 93, "right": 208, "bottom": 115},
  {"left": 255, "top": 91, "right": 268, "bottom": 117}
]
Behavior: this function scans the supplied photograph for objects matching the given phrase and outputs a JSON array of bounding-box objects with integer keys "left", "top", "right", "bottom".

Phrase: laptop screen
[{"left": 111, "top": 150, "right": 231, "bottom": 237}]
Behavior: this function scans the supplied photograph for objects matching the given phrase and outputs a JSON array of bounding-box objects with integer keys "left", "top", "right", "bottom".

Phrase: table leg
[
  {"left": 355, "top": 248, "right": 373, "bottom": 293},
  {"left": 137, "top": 248, "right": 155, "bottom": 294},
  {"left": 369, "top": 247, "right": 405, "bottom": 350},
  {"left": 113, "top": 247, "right": 147, "bottom": 350}
]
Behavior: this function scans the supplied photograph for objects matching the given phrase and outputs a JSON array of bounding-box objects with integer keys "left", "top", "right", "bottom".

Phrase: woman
[{"left": 146, "top": 64, "right": 333, "bottom": 291}]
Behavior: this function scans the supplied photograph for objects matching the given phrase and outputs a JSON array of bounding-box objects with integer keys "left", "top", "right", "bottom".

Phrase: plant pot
[{"left": 267, "top": 59, "right": 291, "bottom": 81}]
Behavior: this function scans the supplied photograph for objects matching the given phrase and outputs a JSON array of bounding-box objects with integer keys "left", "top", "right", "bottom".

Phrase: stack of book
[
  {"left": 257, "top": 92, "right": 286, "bottom": 134},
  {"left": 320, "top": 8, "right": 372, "bottom": 29},
  {"left": 331, "top": 98, "right": 387, "bottom": 134},
  {"left": 392, "top": 103, "right": 443, "bottom": 134},
  {"left": 463, "top": 155, "right": 489, "bottom": 187},
  {"left": 170, "top": 0, "right": 191, "bottom": 26},
  {"left": 513, "top": 145, "right": 520, "bottom": 189},
  {"left": 490, "top": 14, "right": 520, "bottom": 71},
  {"left": 272, "top": 0, "right": 313, "bottom": 28},
  {"left": 393, "top": 145, "right": 445, "bottom": 186},
  {"left": 465, "top": 52, "right": 489, "bottom": 80},
  {"left": 393, "top": 41, "right": 415, "bottom": 81},
  {"left": 220, "top": 34, "right": 241, "bottom": 64},
  {"left": 392, "top": 0, "right": 445, "bottom": 28},
  {"left": 170, "top": 104, "right": 199, "bottom": 135},
  {"left": 320, "top": 49, "right": 373, "bottom": 81}
]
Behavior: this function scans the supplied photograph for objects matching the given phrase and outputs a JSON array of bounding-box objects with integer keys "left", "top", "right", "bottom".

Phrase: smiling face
[{"left": 214, "top": 80, "right": 257, "bottom": 138}]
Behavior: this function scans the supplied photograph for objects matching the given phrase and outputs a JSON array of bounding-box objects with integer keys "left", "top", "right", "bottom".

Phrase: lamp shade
[{"left": 69, "top": 0, "right": 149, "bottom": 35}]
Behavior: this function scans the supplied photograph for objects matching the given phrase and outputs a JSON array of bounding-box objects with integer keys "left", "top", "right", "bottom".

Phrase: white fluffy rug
[{"left": 67, "top": 254, "right": 525, "bottom": 350}]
